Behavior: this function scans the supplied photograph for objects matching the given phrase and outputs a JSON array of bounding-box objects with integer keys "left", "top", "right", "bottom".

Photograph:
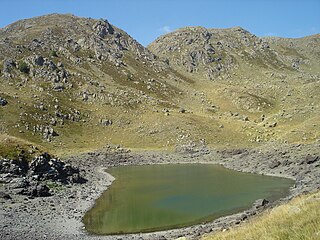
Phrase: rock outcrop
[
  {"left": 0, "top": 152, "right": 86, "bottom": 197},
  {"left": 148, "top": 26, "right": 287, "bottom": 80}
]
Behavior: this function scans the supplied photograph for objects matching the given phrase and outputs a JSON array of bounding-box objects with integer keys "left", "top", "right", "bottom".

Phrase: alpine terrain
[{"left": 0, "top": 14, "right": 319, "bottom": 240}]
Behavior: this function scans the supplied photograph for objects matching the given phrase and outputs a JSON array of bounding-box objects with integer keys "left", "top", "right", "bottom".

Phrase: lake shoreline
[{"left": 1, "top": 142, "right": 320, "bottom": 239}]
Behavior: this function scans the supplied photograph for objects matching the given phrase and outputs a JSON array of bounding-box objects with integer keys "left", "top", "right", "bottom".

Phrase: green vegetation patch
[{"left": 18, "top": 61, "right": 30, "bottom": 74}]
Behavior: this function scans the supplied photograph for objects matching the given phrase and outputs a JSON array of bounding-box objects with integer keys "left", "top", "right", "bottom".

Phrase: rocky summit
[{"left": 0, "top": 13, "right": 319, "bottom": 240}]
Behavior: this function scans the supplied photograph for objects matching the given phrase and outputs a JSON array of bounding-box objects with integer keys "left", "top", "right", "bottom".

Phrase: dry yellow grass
[{"left": 202, "top": 191, "right": 320, "bottom": 240}]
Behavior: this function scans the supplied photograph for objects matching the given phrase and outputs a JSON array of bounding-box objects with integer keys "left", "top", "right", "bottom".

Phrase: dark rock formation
[
  {"left": 253, "top": 198, "right": 269, "bottom": 209},
  {"left": 0, "top": 152, "right": 86, "bottom": 197},
  {"left": 0, "top": 97, "right": 8, "bottom": 106},
  {"left": 19, "top": 183, "right": 51, "bottom": 197},
  {"left": 0, "top": 191, "right": 12, "bottom": 200}
]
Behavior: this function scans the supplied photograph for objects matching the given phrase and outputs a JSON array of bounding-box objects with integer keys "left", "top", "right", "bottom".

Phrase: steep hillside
[
  {"left": 149, "top": 27, "right": 320, "bottom": 147},
  {"left": 0, "top": 15, "right": 319, "bottom": 158},
  {"left": 264, "top": 34, "right": 320, "bottom": 74},
  {"left": 0, "top": 14, "right": 194, "bottom": 155}
]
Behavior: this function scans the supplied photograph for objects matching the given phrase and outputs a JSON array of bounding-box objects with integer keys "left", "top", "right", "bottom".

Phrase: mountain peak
[{"left": 0, "top": 13, "right": 319, "bottom": 154}]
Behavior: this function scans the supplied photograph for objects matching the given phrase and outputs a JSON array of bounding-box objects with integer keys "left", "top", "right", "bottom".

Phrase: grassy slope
[
  {"left": 202, "top": 191, "right": 320, "bottom": 240},
  {"left": 0, "top": 61, "right": 319, "bottom": 157},
  {"left": 148, "top": 28, "right": 320, "bottom": 149},
  {"left": 1, "top": 17, "right": 319, "bottom": 157}
]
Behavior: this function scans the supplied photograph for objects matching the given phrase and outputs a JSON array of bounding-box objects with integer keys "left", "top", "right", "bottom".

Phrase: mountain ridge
[{"left": 0, "top": 14, "right": 319, "bottom": 158}]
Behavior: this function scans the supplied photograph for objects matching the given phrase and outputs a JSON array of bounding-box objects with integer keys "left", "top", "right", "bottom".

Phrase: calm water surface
[{"left": 83, "top": 164, "right": 293, "bottom": 234}]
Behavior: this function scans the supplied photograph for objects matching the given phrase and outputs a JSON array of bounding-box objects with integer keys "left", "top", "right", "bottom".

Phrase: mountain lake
[{"left": 83, "top": 164, "right": 294, "bottom": 234}]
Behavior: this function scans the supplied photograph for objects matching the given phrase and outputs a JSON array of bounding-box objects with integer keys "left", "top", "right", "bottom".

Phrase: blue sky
[{"left": 0, "top": 0, "right": 319, "bottom": 46}]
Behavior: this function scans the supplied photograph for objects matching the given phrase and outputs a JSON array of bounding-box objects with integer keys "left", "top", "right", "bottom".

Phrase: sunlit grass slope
[{"left": 202, "top": 190, "right": 320, "bottom": 240}]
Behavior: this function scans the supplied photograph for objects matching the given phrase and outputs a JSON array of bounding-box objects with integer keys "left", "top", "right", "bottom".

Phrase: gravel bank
[{"left": 1, "top": 143, "right": 319, "bottom": 240}]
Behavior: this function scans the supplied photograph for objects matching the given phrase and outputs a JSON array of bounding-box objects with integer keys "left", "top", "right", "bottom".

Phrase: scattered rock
[
  {"left": 10, "top": 178, "right": 30, "bottom": 189},
  {"left": 221, "top": 149, "right": 248, "bottom": 156},
  {"left": 300, "top": 155, "right": 319, "bottom": 165},
  {"left": 33, "top": 55, "right": 44, "bottom": 66},
  {"left": 0, "top": 191, "right": 12, "bottom": 200},
  {"left": 0, "top": 159, "right": 29, "bottom": 175},
  {"left": 52, "top": 83, "right": 65, "bottom": 91},
  {"left": 269, "top": 160, "right": 281, "bottom": 169},
  {"left": 253, "top": 199, "right": 269, "bottom": 209},
  {"left": 0, "top": 97, "right": 8, "bottom": 106},
  {"left": 100, "top": 119, "right": 113, "bottom": 126},
  {"left": 21, "top": 183, "right": 51, "bottom": 197},
  {"left": 3, "top": 58, "right": 16, "bottom": 74},
  {"left": 269, "top": 122, "right": 277, "bottom": 128},
  {"left": 179, "top": 108, "right": 186, "bottom": 113},
  {"left": 29, "top": 153, "right": 83, "bottom": 183},
  {"left": 0, "top": 152, "right": 86, "bottom": 198}
]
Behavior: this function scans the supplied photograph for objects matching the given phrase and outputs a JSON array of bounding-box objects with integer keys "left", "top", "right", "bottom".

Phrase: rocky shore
[{"left": 1, "top": 142, "right": 320, "bottom": 240}]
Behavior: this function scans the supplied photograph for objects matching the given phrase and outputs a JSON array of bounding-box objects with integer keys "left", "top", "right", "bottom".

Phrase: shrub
[
  {"left": 18, "top": 61, "right": 30, "bottom": 74},
  {"left": 50, "top": 50, "right": 58, "bottom": 57}
]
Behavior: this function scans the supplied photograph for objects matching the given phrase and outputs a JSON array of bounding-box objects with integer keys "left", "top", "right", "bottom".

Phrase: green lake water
[{"left": 83, "top": 164, "right": 294, "bottom": 235}]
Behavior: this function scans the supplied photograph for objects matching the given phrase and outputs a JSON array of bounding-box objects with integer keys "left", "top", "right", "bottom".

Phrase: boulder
[
  {"left": 179, "top": 108, "right": 186, "bottom": 113},
  {"left": 269, "top": 160, "right": 281, "bottom": 169},
  {"left": 300, "top": 155, "right": 319, "bottom": 165},
  {"left": 0, "top": 97, "right": 8, "bottom": 106},
  {"left": 33, "top": 55, "right": 44, "bottom": 66},
  {"left": 28, "top": 153, "right": 85, "bottom": 184},
  {"left": 29, "top": 153, "right": 52, "bottom": 174},
  {"left": 0, "top": 191, "right": 12, "bottom": 200},
  {"left": 52, "top": 83, "right": 65, "bottom": 91},
  {"left": 100, "top": 119, "right": 112, "bottom": 126},
  {"left": 0, "top": 159, "right": 29, "bottom": 175},
  {"left": 305, "top": 155, "right": 319, "bottom": 164},
  {"left": 253, "top": 198, "right": 269, "bottom": 209},
  {"left": 10, "top": 178, "right": 30, "bottom": 189},
  {"left": 221, "top": 149, "right": 248, "bottom": 156},
  {"left": 204, "top": 44, "right": 215, "bottom": 54},
  {"left": 35, "top": 184, "right": 51, "bottom": 197},
  {"left": 268, "top": 122, "right": 277, "bottom": 128},
  {"left": 42, "top": 126, "right": 58, "bottom": 141},
  {"left": 1, "top": 153, "right": 86, "bottom": 197},
  {"left": 21, "top": 183, "right": 51, "bottom": 197},
  {"left": 3, "top": 58, "right": 16, "bottom": 72},
  {"left": 48, "top": 61, "right": 57, "bottom": 71}
]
